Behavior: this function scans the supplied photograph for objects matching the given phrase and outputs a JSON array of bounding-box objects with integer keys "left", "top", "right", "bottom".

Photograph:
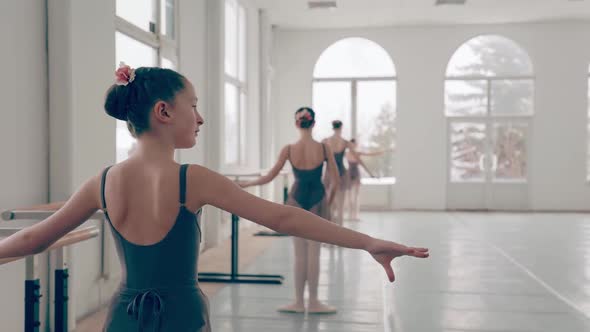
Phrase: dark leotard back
[
  {"left": 101, "top": 164, "right": 210, "bottom": 332},
  {"left": 288, "top": 144, "right": 327, "bottom": 210}
]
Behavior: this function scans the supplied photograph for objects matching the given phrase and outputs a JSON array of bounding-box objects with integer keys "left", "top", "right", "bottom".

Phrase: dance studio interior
[{"left": 1, "top": 0, "right": 589, "bottom": 331}]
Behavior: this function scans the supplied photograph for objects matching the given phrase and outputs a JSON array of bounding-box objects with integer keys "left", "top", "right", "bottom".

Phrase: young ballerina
[
  {"left": 345, "top": 138, "right": 386, "bottom": 220},
  {"left": 322, "top": 120, "right": 356, "bottom": 226},
  {"left": 239, "top": 107, "right": 341, "bottom": 314},
  {"left": 0, "top": 64, "right": 429, "bottom": 331}
]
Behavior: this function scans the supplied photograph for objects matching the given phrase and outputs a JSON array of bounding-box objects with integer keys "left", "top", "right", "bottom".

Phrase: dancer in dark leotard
[
  {"left": 0, "top": 66, "right": 429, "bottom": 330},
  {"left": 241, "top": 107, "right": 341, "bottom": 314},
  {"left": 333, "top": 148, "right": 347, "bottom": 178},
  {"left": 102, "top": 164, "right": 211, "bottom": 331},
  {"left": 323, "top": 120, "right": 355, "bottom": 226},
  {"left": 345, "top": 138, "right": 385, "bottom": 221},
  {"left": 288, "top": 144, "right": 327, "bottom": 211}
]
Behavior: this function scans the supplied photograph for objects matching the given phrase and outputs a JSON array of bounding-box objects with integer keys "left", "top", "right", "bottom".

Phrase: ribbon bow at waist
[{"left": 126, "top": 289, "right": 165, "bottom": 332}]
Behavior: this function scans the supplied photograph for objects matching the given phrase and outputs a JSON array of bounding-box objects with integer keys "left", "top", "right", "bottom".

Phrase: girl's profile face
[{"left": 170, "top": 80, "right": 204, "bottom": 149}]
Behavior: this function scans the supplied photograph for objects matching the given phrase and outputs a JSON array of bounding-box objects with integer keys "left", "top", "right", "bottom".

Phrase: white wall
[
  {"left": 0, "top": 1, "right": 48, "bottom": 211},
  {"left": 0, "top": 1, "right": 48, "bottom": 331},
  {"left": 0, "top": 0, "right": 48, "bottom": 207},
  {"left": 271, "top": 22, "right": 590, "bottom": 211},
  {"left": 528, "top": 27, "right": 590, "bottom": 210}
]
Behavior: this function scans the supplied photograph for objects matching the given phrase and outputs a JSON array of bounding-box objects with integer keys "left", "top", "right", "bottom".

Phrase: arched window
[
  {"left": 445, "top": 35, "right": 534, "bottom": 183},
  {"left": 312, "top": 38, "right": 397, "bottom": 178}
]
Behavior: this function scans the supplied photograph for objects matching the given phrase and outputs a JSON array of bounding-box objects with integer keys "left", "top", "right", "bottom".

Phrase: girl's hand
[{"left": 365, "top": 238, "right": 429, "bottom": 282}]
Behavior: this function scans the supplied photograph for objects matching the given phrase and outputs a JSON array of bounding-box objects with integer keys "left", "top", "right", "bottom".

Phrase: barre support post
[
  {"left": 198, "top": 175, "right": 284, "bottom": 284},
  {"left": 24, "top": 256, "right": 41, "bottom": 332}
]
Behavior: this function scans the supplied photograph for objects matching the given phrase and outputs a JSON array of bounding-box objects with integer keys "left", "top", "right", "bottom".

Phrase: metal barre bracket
[{"left": 1, "top": 210, "right": 14, "bottom": 221}]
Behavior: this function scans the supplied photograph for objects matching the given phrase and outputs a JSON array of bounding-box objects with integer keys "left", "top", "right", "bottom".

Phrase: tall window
[
  {"left": 445, "top": 35, "right": 534, "bottom": 183},
  {"left": 224, "top": 0, "right": 247, "bottom": 166},
  {"left": 115, "top": 0, "right": 178, "bottom": 162},
  {"left": 313, "top": 38, "right": 397, "bottom": 179}
]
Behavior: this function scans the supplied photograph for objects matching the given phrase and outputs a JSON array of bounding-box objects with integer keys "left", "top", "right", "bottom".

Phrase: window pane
[
  {"left": 445, "top": 80, "right": 487, "bottom": 116},
  {"left": 313, "top": 38, "right": 395, "bottom": 78},
  {"left": 238, "top": 5, "right": 247, "bottom": 82},
  {"left": 116, "top": 32, "right": 158, "bottom": 68},
  {"left": 116, "top": 125, "right": 137, "bottom": 162},
  {"left": 161, "top": 0, "right": 175, "bottom": 38},
  {"left": 225, "top": 0, "right": 238, "bottom": 78},
  {"left": 446, "top": 35, "right": 533, "bottom": 77},
  {"left": 115, "top": 32, "right": 157, "bottom": 163},
  {"left": 491, "top": 80, "right": 534, "bottom": 116},
  {"left": 312, "top": 81, "right": 352, "bottom": 141},
  {"left": 450, "top": 122, "right": 486, "bottom": 182},
  {"left": 492, "top": 123, "right": 527, "bottom": 181},
  {"left": 161, "top": 57, "right": 175, "bottom": 69},
  {"left": 356, "top": 80, "right": 396, "bottom": 178},
  {"left": 225, "top": 83, "right": 239, "bottom": 164},
  {"left": 116, "top": 0, "right": 156, "bottom": 32},
  {"left": 240, "top": 92, "right": 247, "bottom": 165}
]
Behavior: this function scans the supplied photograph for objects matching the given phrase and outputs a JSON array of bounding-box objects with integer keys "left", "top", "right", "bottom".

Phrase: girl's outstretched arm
[
  {"left": 190, "top": 165, "right": 429, "bottom": 282},
  {"left": 0, "top": 175, "right": 101, "bottom": 259},
  {"left": 239, "top": 145, "right": 289, "bottom": 188}
]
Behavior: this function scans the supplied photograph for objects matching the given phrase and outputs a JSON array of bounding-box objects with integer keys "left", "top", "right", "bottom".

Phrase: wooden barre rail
[
  {"left": 1, "top": 201, "right": 66, "bottom": 221},
  {"left": 1, "top": 201, "right": 104, "bottom": 221},
  {"left": 0, "top": 226, "right": 100, "bottom": 266},
  {"left": 15, "top": 201, "right": 67, "bottom": 211},
  {"left": 222, "top": 170, "right": 289, "bottom": 179}
]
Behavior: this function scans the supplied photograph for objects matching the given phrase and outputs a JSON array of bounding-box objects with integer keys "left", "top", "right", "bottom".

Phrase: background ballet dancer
[
  {"left": 240, "top": 107, "right": 341, "bottom": 314},
  {"left": 322, "top": 120, "right": 357, "bottom": 226},
  {"left": 345, "top": 138, "right": 386, "bottom": 221}
]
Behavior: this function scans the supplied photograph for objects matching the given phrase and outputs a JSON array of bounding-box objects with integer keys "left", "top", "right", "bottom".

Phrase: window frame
[
  {"left": 114, "top": 0, "right": 180, "bottom": 163},
  {"left": 444, "top": 37, "right": 535, "bottom": 184},
  {"left": 312, "top": 75, "right": 398, "bottom": 181},
  {"left": 223, "top": 0, "right": 248, "bottom": 167}
]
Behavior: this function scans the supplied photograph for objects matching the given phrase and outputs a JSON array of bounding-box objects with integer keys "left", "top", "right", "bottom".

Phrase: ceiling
[{"left": 250, "top": 0, "right": 590, "bottom": 29}]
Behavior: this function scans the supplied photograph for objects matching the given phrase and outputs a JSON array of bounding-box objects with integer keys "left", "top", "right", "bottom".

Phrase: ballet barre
[
  {"left": 196, "top": 171, "right": 287, "bottom": 285},
  {"left": 0, "top": 226, "right": 99, "bottom": 332},
  {"left": 2, "top": 203, "right": 106, "bottom": 332},
  {"left": 2, "top": 202, "right": 110, "bottom": 280},
  {"left": 1, "top": 202, "right": 104, "bottom": 222}
]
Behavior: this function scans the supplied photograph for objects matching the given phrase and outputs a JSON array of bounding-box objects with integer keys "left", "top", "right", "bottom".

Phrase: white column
[
  {"left": 197, "top": 0, "right": 225, "bottom": 249},
  {"left": 48, "top": 0, "right": 116, "bottom": 327},
  {"left": 258, "top": 10, "right": 275, "bottom": 201},
  {"left": 177, "top": 0, "right": 208, "bottom": 166}
]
